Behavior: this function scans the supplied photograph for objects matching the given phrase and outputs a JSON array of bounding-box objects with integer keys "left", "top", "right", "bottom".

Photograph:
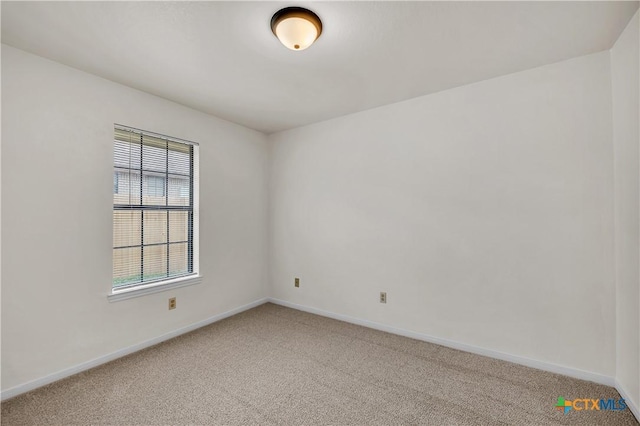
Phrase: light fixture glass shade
[
  {"left": 274, "top": 17, "right": 318, "bottom": 50},
  {"left": 271, "top": 7, "right": 322, "bottom": 51}
]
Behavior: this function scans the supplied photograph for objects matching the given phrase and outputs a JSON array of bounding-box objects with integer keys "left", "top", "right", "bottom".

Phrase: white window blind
[{"left": 113, "top": 125, "right": 198, "bottom": 290}]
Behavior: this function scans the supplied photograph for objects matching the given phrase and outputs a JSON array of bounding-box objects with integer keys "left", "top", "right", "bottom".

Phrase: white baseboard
[
  {"left": 1, "top": 297, "right": 269, "bottom": 401},
  {"left": 615, "top": 379, "right": 640, "bottom": 422},
  {"left": 268, "top": 298, "right": 616, "bottom": 387}
]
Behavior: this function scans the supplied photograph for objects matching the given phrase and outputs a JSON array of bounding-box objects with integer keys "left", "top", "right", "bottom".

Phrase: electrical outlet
[
  {"left": 380, "top": 292, "right": 387, "bottom": 304},
  {"left": 168, "top": 297, "right": 176, "bottom": 310},
  {"left": 294, "top": 277, "right": 300, "bottom": 288}
]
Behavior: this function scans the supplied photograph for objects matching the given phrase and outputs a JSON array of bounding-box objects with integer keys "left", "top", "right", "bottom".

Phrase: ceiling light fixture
[{"left": 271, "top": 7, "right": 322, "bottom": 51}]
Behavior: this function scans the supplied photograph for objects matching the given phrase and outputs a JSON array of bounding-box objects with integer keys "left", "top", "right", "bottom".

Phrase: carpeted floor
[{"left": 1, "top": 303, "right": 638, "bottom": 425}]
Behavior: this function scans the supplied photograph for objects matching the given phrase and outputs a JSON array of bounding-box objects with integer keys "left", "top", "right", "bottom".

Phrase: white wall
[
  {"left": 1, "top": 45, "right": 269, "bottom": 392},
  {"left": 269, "top": 51, "right": 616, "bottom": 377},
  {"left": 612, "top": 10, "right": 640, "bottom": 412}
]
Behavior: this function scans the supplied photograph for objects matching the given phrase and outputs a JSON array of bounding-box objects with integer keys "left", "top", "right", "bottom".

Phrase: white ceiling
[{"left": 2, "top": 1, "right": 638, "bottom": 134}]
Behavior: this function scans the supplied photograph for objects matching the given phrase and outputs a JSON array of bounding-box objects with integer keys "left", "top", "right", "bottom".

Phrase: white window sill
[{"left": 108, "top": 275, "right": 203, "bottom": 302}]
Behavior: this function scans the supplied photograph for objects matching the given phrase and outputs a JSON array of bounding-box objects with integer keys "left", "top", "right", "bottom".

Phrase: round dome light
[{"left": 271, "top": 7, "right": 322, "bottom": 51}]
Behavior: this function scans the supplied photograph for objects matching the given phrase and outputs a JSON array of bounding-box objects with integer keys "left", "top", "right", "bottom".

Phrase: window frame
[{"left": 109, "top": 124, "right": 200, "bottom": 301}]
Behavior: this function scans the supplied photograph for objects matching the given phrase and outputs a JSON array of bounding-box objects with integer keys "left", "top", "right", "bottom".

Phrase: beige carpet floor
[{"left": 1, "top": 303, "right": 638, "bottom": 425}]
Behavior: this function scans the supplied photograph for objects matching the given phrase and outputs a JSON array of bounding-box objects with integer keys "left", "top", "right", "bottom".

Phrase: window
[
  {"left": 113, "top": 125, "right": 199, "bottom": 292},
  {"left": 113, "top": 172, "right": 119, "bottom": 194},
  {"left": 145, "top": 175, "right": 165, "bottom": 197}
]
